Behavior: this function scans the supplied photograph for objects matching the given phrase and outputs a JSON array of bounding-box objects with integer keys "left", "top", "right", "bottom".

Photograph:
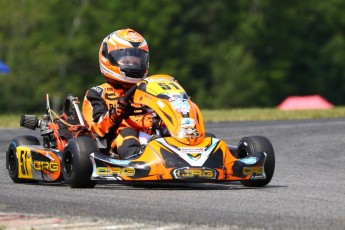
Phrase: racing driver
[{"left": 82, "top": 28, "right": 150, "bottom": 160}]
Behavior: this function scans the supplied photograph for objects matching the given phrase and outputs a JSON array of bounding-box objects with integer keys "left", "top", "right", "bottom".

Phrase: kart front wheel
[
  {"left": 236, "top": 136, "right": 275, "bottom": 187},
  {"left": 62, "top": 136, "right": 98, "bottom": 188},
  {"left": 6, "top": 135, "right": 40, "bottom": 183}
]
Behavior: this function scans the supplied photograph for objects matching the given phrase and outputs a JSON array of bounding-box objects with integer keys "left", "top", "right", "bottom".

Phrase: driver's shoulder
[{"left": 89, "top": 83, "right": 123, "bottom": 95}]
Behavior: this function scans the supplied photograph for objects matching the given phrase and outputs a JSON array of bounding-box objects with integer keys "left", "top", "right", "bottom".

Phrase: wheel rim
[{"left": 63, "top": 151, "right": 74, "bottom": 177}]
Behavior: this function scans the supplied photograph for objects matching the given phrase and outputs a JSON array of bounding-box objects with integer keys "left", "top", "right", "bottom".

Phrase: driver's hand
[
  {"left": 117, "top": 99, "right": 132, "bottom": 118},
  {"left": 110, "top": 99, "right": 131, "bottom": 122}
]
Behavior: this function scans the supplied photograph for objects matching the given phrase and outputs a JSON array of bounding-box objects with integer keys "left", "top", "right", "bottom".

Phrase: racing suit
[{"left": 82, "top": 82, "right": 150, "bottom": 159}]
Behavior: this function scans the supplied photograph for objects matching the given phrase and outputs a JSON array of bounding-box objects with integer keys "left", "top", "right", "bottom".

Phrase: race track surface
[{"left": 0, "top": 119, "right": 345, "bottom": 229}]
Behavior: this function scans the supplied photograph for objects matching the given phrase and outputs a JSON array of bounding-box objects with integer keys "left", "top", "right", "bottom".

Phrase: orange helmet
[{"left": 99, "top": 28, "right": 149, "bottom": 84}]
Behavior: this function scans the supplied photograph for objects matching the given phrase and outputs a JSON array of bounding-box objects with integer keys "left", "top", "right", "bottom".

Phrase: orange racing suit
[{"left": 82, "top": 82, "right": 152, "bottom": 159}]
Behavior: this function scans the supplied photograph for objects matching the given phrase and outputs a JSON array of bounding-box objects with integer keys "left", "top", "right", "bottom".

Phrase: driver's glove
[{"left": 109, "top": 99, "right": 131, "bottom": 122}]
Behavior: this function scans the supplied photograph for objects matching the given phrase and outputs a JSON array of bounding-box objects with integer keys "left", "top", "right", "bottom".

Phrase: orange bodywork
[
  {"left": 16, "top": 146, "right": 61, "bottom": 182},
  {"left": 92, "top": 136, "right": 255, "bottom": 182},
  {"left": 133, "top": 75, "right": 205, "bottom": 145}
]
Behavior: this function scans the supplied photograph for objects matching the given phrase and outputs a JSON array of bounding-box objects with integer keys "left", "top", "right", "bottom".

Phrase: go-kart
[{"left": 6, "top": 74, "right": 275, "bottom": 188}]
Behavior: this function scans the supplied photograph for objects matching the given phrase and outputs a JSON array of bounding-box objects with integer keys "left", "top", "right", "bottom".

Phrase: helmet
[{"left": 99, "top": 28, "right": 149, "bottom": 84}]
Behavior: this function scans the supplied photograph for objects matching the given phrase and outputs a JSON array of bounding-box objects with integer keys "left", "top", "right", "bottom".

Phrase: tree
[{"left": 0, "top": 0, "right": 344, "bottom": 113}]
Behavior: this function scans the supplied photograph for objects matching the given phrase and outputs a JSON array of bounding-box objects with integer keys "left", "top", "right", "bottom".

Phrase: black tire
[
  {"left": 236, "top": 136, "right": 275, "bottom": 187},
  {"left": 61, "top": 136, "right": 98, "bottom": 188},
  {"left": 6, "top": 135, "right": 40, "bottom": 183},
  {"left": 205, "top": 132, "right": 216, "bottom": 138}
]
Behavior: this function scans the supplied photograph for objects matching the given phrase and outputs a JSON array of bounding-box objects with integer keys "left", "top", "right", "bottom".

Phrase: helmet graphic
[{"left": 99, "top": 28, "right": 149, "bottom": 84}]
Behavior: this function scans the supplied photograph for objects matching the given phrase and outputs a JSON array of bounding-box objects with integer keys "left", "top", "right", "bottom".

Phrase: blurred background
[{"left": 0, "top": 0, "right": 344, "bottom": 113}]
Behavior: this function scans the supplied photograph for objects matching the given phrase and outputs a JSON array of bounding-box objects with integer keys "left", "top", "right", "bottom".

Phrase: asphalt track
[{"left": 0, "top": 119, "right": 345, "bottom": 229}]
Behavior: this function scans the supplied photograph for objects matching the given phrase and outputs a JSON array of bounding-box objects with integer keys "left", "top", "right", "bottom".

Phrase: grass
[
  {"left": 0, "top": 114, "right": 23, "bottom": 128},
  {"left": 1, "top": 107, "right": 345, "bottom": 128},
  {"left": 201, "top": 107, "right": 345, "bottom": 122}
]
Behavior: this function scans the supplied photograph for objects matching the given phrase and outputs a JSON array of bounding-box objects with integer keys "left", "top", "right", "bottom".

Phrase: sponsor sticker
[
  {"left": 170, "top": 99, "right": 190, "bottom": 113},
  {"left": 34, "top": 161, "right": 59, "bottom": 172},
  {"left": 239, "top": 157, "right": 259, "bottom": 165},
  {"left": 180, "top": 118, "right": 195, "bottom": 128},
  {"left": 157, "top": 100, "right": 165, "bottom": 108},
  {"left": 96, "top": 167, "right": 135, "bottom": 177},
  {"left": 91, "top": 86, "right": 103, "bottom": 95},
  {"left": 243, "top": 166, "right": 264, "bottom": 175},
  {"left": 173, "top": 167, "right": 217, "bottom": 179},
  {"left": 108, "top": 158, "right": 131, "bottom": 165},
  {"left": 187, "top": 153, "right": 202, "bottom": 161},
  {"left": 179, "top": 147, "right": 205, "bottom": 154}
]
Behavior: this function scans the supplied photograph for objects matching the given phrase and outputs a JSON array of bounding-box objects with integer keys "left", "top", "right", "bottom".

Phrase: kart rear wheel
[
  {"left": 6, "top": 135, "right": 40, "bottom": 183},
  {"left": 236, "top": 136, "right": 275, "bottom": 187},
  {"left": 62, "top": 136, "right": 98, "bottom": 188}
]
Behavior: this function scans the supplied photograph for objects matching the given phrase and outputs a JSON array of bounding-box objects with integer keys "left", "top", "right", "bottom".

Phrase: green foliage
[
  {"left": 2, "top": 107, "right": 345, "bottom": 128},
  {"left": 0, "top": 0, "right": 344, "bottom": 113}
]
